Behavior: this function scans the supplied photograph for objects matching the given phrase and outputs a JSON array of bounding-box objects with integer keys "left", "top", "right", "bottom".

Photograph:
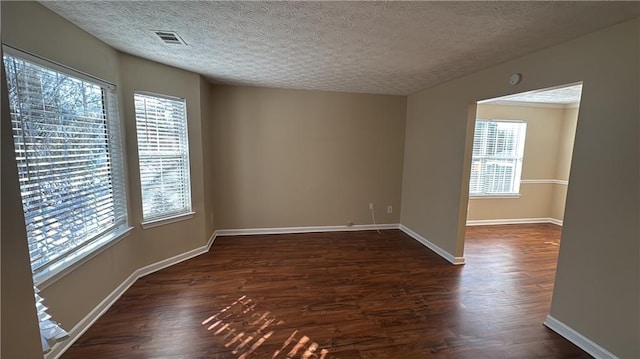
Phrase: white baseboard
[
  {"left": 215, "top": 223, "right": 400, "bottom": 236},
  {"left": 399, "top": 225, "right": 465, "bottom": 265},
  {"left": 136, "top": 233, "right": 218, "bottom": 278},
  {"left": 466, "top": 217, "right": 563, "bottom": 226},
  {"left": 548, "top": 218, "right": 563, "bottom": 226},
  {"left": 544, "top": 315, "right": 617, "bottom": 359},
  {"left": 46, "top": 231, "right": 218, "bottom": 359},
  {"left": 45, "top": 270, "right": 139, "bottom": 359}
]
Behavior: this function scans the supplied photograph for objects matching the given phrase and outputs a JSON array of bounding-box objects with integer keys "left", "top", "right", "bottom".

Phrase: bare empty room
[{"left": 2, "top": 2, "right": 639, "bottom": 359}]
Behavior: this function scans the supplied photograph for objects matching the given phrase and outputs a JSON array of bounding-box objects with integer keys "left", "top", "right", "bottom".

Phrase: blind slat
[
  {"left": 5, "top": 48, "right": 128, "bottom": 353},
  {"left": 134, "top": 92, "right": 191, "bottom": 222},
  {"left": 4, "top": 50, "right": 127, "bottom": 275},
  {"left": 469, "top": 120, "right": 527, "bottom": 195}
]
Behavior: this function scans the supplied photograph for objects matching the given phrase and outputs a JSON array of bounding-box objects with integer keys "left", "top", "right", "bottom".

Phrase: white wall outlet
[
  {"left": 387, "top": 205, "right": 393, "bottom": 214},
  {"left": 369, "top": 202, "right": 374, "bottom": 210}
]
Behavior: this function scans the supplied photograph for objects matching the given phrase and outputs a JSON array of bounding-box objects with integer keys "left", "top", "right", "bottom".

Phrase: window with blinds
[
  {"left": 469, "top": 119, "right": 527, "bottom": 196},
  {"left": 3, "top": 48, "right": 128, "bottom": 277},
  {"left": 134, "top": 92, "right": 192, "bottom": 222}
]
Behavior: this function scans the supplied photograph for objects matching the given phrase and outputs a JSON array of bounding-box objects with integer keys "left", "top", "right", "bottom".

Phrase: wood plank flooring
[{"left": 62, "top": 224, "right": 591, "bottom": 358}]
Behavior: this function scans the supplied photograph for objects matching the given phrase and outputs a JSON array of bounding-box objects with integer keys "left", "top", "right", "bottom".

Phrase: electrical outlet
[
  {"left": 369, "top": 203, "right": 374, "bottom": 210},
  {"left": 387, "top": 205, "right": 393, "bottom": 214}
]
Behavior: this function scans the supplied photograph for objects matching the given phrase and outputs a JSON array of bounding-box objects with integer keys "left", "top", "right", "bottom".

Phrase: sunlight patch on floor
[{"left": 202, "top": 295, "right": 333, "bottom": 359}]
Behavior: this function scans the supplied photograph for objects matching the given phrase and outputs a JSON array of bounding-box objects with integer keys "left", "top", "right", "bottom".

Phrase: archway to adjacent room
[
  {"left": 465, "top": 83, "right": 582, "bottom": 229},
  {"left": 458, "top": 82, "right": 583, "bottom": 329}
]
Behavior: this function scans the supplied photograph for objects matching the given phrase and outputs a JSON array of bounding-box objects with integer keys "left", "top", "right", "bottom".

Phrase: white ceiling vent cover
[{"left": 153, "top": 31, "right": 187, "bottom": 45}]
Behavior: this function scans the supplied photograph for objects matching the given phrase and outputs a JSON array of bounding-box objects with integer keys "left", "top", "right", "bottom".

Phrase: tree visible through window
[
  {"left": 3, "top": 49, "right": 128, "bottom": 275},
  {"left": 4, "top": 47, "right": 128, "bottom": 352},
  {"left": 469, "top": 120, "right": 527, "bottom": 195},
  {"left": 134, "top": 92, "right": 192, "bottom": 222}
]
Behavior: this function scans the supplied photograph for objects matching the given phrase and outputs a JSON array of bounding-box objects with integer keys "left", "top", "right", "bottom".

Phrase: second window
[
  {"left": 469, "top": 119, "right": 527, "bottom": 196},
  {"left": 134, "top": 92, "right": 192, "bottom": 223}
]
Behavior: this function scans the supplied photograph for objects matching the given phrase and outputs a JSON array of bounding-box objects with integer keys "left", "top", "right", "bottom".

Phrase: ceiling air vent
[{"left": 153, "top": 31, "right": 187, "bottom": 45}]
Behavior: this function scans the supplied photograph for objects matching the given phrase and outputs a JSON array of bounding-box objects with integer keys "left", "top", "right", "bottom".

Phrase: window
[
  {"left": 469, "top": 119, "right": 527, "bottom": 196},
  {"left": 134, "top": 92, "right": 192, "bottom": 223},
  {"left": 3, "top": 48, "right": 128, "bottom": 278}
]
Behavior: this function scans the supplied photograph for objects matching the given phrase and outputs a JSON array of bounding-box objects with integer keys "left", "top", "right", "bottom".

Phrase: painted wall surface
[
  {"left": 1, "top": 2, "right": 130, "bottom": 356},
  {"left": 210, "top": 85, "right": 406, "bottom": 229},
  {"left": 402, "top": 18, "right": 639, "bottom": 357},
  {"left": 556, "top": 107, "right": 579, "bottom": 181},
  {"left": 118, "top": 53, "right": 209, "bottom": 267},
  {"left": 1, "top": 2, "right": 213, "bottom": 356},
  {"left": 467, "top": 104, "right": 577, "bottom": 222},
  {"left": 1, "top": 48, "right": 42, "bottom": 359},
  {"left": 2, "top": 2, "right": 638, "bottom": 358},
  {"left": 551, "top": 107, "right": 579, "bottom": 220},
  {"left": 200, "top": 76, "right": 216, "bottom": 236}
]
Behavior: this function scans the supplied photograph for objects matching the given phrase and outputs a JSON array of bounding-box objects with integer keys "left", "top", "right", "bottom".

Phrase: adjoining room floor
[{"left": 62, "top": 224, "right": 590, "bottom": 358}]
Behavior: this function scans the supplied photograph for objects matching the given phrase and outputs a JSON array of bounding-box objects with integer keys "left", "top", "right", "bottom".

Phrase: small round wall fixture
[{"left": 509, "top": 73, "right": 523, "bottom": 85}]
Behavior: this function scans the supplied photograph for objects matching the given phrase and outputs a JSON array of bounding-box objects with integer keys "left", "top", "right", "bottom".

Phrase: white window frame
[
  {"left": 3, "top": 46, "right": 131, "bottom": 286},
  {"left": 134, "top": 91, "right": 193, "bottom": 227},
  {"left": 469, "top": 119, "right": 527, "bottom": 198}
]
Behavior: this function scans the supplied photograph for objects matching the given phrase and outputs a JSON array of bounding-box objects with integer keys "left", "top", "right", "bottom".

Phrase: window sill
[
  {"left": 141, "top": 212, "right": 195, "bottom": 229},
  {"left": 34, "top": 226, "right": 134, "bottom": 290},
  {"left": 469, "top": 194, "right": 521, "bottom": 199}
]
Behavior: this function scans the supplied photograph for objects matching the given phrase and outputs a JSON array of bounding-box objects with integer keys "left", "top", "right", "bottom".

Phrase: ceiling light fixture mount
[{"left": 509, "top": 73, "right": 523, "bottom": 85}]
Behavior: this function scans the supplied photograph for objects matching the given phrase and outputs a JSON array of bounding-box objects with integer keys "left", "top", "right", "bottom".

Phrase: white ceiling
[
  {"left": 42, "top": 1, "right": 640, "bottom": 96},
  {"left": 486, "top": 84, "right": 583, "bottom": 106}
]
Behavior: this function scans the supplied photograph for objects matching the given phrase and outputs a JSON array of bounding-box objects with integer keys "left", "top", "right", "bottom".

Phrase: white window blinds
[
  {"left": 35, "top": 286, "right": 68, "bottom": 353},
  {"left": 469, "top": 120, "right": 527, "bottom": 195},
  {"left": 134, "top": 92, "right": 192, "bottom": 222},
  {"left": 3, "top": 49, "right": 128, "bottom": 276}
]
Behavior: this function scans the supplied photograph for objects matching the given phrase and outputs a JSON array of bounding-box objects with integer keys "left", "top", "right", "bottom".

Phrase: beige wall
[
  {"left": 2, "top": 2, "right": 128, "bottom": 357},
  {"left": 1, "top": 2, "right": 213, "bottom": 357},
  {"left": 551, "top": 107, "right": 579, "bottom": 220},
  {"left": 1, "top": 48, "right": 42, "bottom": 359},
  {"left": 200, "top": 76, "right": 216, "bottom": 236},
  {"left": 468, "top": 185, "right": 556, "bottom": 220},
  {"left": 467, "top": 104, "right": 577, "bottom": 222},
  {"left": 210, "top": 85, "right": 406, "bottom": 229},
  {"left": 556, "top": 107, "right": 579, "bottom": 181},
  {"left": 402, "top": 18, "right": 639, "bottom": 358},
  {"left": 118, "top": 53, "right": 209, "bottom": 267},
  {"left": 2, "top": 2, "right": 638, "bottom": 358}
]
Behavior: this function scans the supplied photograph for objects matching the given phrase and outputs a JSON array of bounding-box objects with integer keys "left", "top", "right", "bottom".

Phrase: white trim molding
[
  {"left": 399, "top": 225, "right": 465, "bottom": 265},
  {"left": 141, "top": 211, "right": 196, "bottom": 229},
  {"left": 469, "top": 194, "right": 521, "bottom": 199},
  {"left": 521, "top": 179, "right": 569, "bottom": 186},
  {"left": 215, "top": 223, "right": 400, "bottom": 236},
  {"left": 544, "top": 315, "right": 618, "bottom": 359},
  {"left": 45, "top": 231, "right": 218, "bottom": 359},
  {"left": 36, "top": 226, "right": 134, "bottom": 290},
  {"left": 46, "top": 271, "right": 139, "bottom": 359},
  {"left": 547, "top": 218, "right": 564, "bottom": 226},
  {"left": 466, "top": 217, "right": 563, "bottom": 226}
]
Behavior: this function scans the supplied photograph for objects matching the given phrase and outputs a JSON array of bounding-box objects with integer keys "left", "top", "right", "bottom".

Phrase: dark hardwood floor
[{"left": 62, "top": 224, "right": 590, "bottom": 358}]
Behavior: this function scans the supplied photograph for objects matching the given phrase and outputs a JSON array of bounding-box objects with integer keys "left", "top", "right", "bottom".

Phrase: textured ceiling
[
  {"left": 42, "top": 1, "right": 640, "bottom": 95},
  {"left": 488, "top": 84, "right": 583, "bottom": 105}
]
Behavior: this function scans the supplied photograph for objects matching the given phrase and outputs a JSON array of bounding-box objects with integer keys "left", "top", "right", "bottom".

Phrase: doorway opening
[
  {"left": 465, "top": 83, "right": 582, "bottom": 228},
  {"left": 461, "top": 82, "right": 583, "bottom": 327}
]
